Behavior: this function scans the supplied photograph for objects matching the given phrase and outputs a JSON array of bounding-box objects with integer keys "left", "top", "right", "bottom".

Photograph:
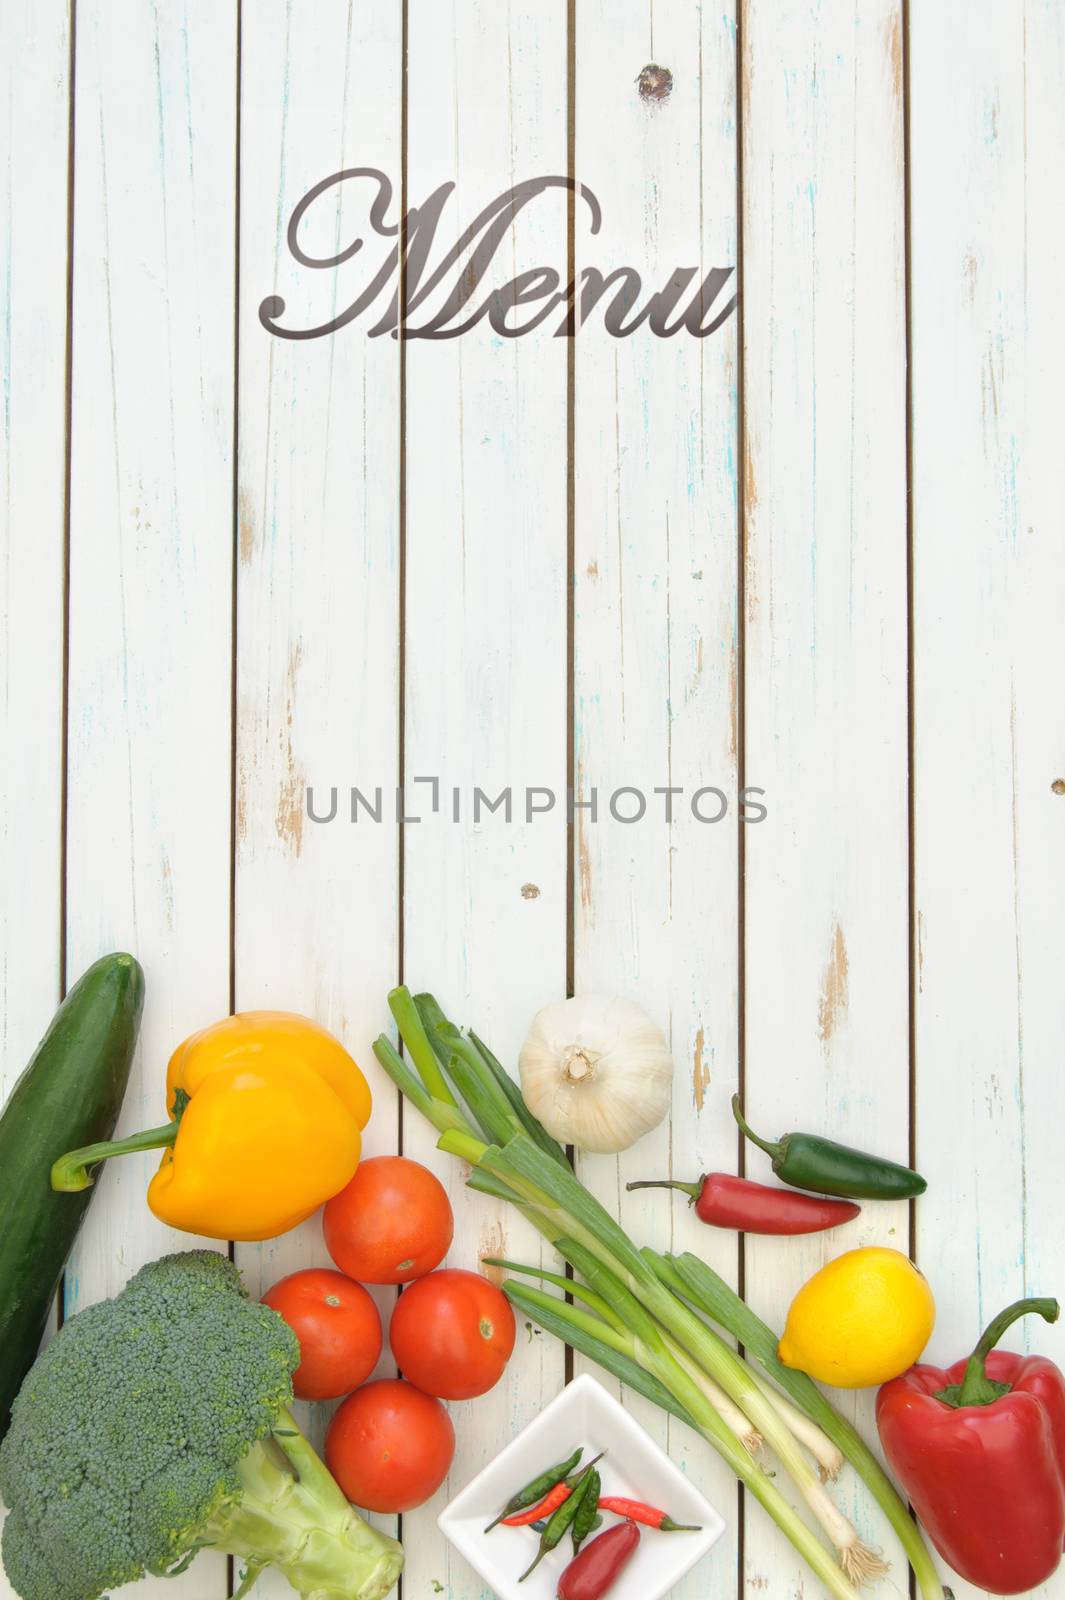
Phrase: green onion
[
  {"left": 469, "top": 1029, "right": 571, "bottom": 1168},
  {"left": 465, "top": 1167, "right": 528, "bottom": 1207},
  {"left": 444, "top": 1048, "right": 521, "bottom": 1146},
  {"left": 386, "top": 987, "right": 458, "bottom": 1107},
  {"left": 371, "top": 1035, "right": 470, "bottom": 1137},
  {"left": 412, "top": 993, "right": 453, "bottom": 1067},
  {"left": 490, "top": 1253, "right": 761, "bottom": 1454},
  {"left": 482, "top": 1256, "right": 626, "bottom": 1335},
  {"left": 490, "top": 1134, "right": 651, "bottom": 1287},
  {"left": 503, "top": 1281, "right": 698, "bottom": 1430}
]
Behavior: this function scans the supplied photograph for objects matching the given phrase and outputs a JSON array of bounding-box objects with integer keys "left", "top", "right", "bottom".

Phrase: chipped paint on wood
[
  {"left": 479, "top": 1222, "right": 508, "bottom": 1287},
  {"left": 692, "top": 1024, "right": 710, "bottom": 1110},
  {"left": 273, "top": 642, "right": 305, "bottom": 857},
  {"left": 886, "top": 10, "right": 903, "bottom": 105},
  {"left": 238, "top": 484, "right": 256, "bottom": 565},
  {"left": 274, "top": 769, "right": 305, "bottom": 856},
  {"left": 817, "top": 920, "right": 850, "bottom": 1042}
]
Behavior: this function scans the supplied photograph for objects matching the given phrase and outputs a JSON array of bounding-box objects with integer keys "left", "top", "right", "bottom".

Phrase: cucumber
[{"left": 0, "top": 952, "right": 144, "bottom": 1438}]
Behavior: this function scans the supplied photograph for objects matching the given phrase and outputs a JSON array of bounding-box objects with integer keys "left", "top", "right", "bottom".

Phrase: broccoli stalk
[
  {"left": 0, "top": 1251, "right": 403, "bottom": 1600},
  {"left": 200, "top": 1411, "right": 402, "bottom": 1600}
]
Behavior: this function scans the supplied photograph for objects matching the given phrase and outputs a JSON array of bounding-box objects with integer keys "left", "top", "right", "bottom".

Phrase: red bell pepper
[{"left": 877, "top": 1296, "right": 1065, "bottom": 1595}]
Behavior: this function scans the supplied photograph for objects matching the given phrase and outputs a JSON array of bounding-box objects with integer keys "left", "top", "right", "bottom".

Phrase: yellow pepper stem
[{"left": 52, "top": 1115, "right": 181, "bottom": 1192}]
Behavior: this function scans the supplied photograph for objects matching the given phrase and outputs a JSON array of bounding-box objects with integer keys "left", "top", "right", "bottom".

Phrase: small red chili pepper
[
  {"left": 626, "top": 1171, "right": 860, "bottom": 1235},
  {"left": 502, "top": 1482, "right": 573, "bottom": 1526},
  {"left": 557, "top": 1520, "right": 640, "bottom": 1600},
  {"left": 595, "top": 1495, "right": 700, "bottom": 1532}
]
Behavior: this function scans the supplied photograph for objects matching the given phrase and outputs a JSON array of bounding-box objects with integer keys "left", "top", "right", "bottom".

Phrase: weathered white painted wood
[
  {"left": 740, "top": 0, "right": 910, "bottom": 1593},
  {"left": 234, "top": 0, "right": 403, "bottom": 1584},
  {"left": 571, "top": 4, "right": 741, "bottom": 1596},
  {"left": 0, "top": 5, "right": 70, "bottom": 1593},
  {"left": 911, "top": 3, "right": 1065, "bottom": 1596},
  {"left": 401, "top": 2, "right": 569, "bottom": 1593},
  {"left": 0, "top": 0, "right": 68, "bottom": 1186},
  {"left": 55, "top": 2, "right": 237, "bottom": 1595},
  {"left": 2, "top": 7, "right": 1064, "bottom": 1600}
]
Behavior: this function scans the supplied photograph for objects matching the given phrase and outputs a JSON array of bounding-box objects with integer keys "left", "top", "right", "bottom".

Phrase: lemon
[{"left": 778, "top": 1247, "right": 935, "bottom": 1389}]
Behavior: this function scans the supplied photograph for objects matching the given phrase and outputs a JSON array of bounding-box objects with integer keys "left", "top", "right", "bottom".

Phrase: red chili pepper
[
  {"left": 626, "top": 1171, "right": 860, "bottom": 1235},
  {"left": 556, "top": 1520, "right": 640, "bottom": 1600},
  {"left": 503, "top": 1482, "right": 573, "bottom": 1526},
  {"left": 877, "top": 1296, "right": 1065, "bottom": 1594},
  {"left": 595, "top": 1495, "right": 699, "bottom": 1532}
]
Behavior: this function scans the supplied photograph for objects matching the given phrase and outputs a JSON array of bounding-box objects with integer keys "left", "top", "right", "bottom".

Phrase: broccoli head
[{"left": 0, "top": 1250, "right": 403, "bottom": 1600}]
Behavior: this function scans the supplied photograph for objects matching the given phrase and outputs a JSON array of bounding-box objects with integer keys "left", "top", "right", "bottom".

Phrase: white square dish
[{"left": 437, "top": 1373, "right": 726, "bottom": 1600}]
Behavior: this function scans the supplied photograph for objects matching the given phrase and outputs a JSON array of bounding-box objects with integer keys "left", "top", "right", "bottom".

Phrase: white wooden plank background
[
  {"left": 234, "top": 2, "right": 404, "bottom": 1589},
  {"left": 572, "top": 8, "right": 741, "bottom": 1600},
  {"left": 57, "top": 4, "right": 238, "bottom": 1597},
  {"left": 910, "top": 3, "right": 1065, "bottom": 1598},
  {"left": 0, "top": 0, "right": 68, "bottom": 1141},
  {"left": 401, "top": 2, "right": 569, "bottom": 1592},
  {"left": 740, "top": 0, "right": 911, "bottom": 1593},
  {"left": 2, "top": 2, "right": 1064, "bottom": 1598}
]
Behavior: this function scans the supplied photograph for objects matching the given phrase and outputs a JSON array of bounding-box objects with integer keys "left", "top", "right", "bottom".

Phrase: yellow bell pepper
[{"left": 52, "top": 1011, "right": 372, "bottom": 1242}]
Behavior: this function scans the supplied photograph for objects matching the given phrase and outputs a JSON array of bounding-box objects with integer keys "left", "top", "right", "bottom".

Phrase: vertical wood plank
[
  {"left": 60, "top": 2, "right": 236, "bottom": 1594},
  {"left": 571, "top": 4, "right": 741, "bottom": 1594},
  {"left": 0, "top": 0, "right": 68, "bottom": 1174},
  {"left": 402, "top": 1, "right": 569, "bottom": 1592},
  {"left": 741, "top": 0, "right": 909, "bottom": 1591},
  {"left": 910, "top": 3, "right": 1065, "bottom": 1596},
  {"left": 0, "top": 5, "right": 70, "bottom": 1591},
  {"left": 234, "top": 0, "right": 403, "bottom": 1581}
]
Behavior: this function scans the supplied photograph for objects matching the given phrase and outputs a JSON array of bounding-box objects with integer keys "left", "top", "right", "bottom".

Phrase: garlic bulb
[{"left": 519, "top": 994, "right": 674, "bottom": 1154}]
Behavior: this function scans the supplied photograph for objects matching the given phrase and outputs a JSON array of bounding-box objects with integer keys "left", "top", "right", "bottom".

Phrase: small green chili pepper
[
  {"left": 732, "top": 1096, "right": 926, "bottom": 1200},
  {"left": 532, "top": 1512, "right": 603, "bottom": 1536},
  {"left": 485, "top": 1447, "right": 584, "bottom": 1533},
  {"left": 571, "top": 1468, "right": 601, "bottom": 1553},
  {"left": 519, "top": 1453, "right": 603, "bottom": 1583}
]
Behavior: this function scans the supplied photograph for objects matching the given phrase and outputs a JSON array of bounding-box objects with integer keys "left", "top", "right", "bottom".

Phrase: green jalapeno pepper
[
  {"left": 519, "top": 1454, "right": 603, "bottom": 1583},
  {"left": 732, "top": 1096, "right": 926, "bottom": 1200}
]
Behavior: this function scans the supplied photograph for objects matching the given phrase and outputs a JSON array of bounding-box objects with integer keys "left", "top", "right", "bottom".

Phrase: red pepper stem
[
  {"left": 625, "top": 1179, "right": 703, "bottom": 1202},
  {"left": 956, "top": 1297, "right": 1060, "bottom": 1408},
  {"left": 731, "top": 1096, "right": 782, "bottom": 1161}
]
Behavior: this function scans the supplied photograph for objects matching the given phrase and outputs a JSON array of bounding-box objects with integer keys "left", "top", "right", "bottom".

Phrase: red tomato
[
  {"left": 262, "top": 1268, "right": 382, "bottom": 1401},
  {"left": 389, "top": 1268, "right": 516, "bottom": 1401},
  {"left": 323, "top": 1155, "right": 454, "bottom": 1285},
  {"left": 325, "top": 1379, "right": 455, "bottom": 1513}
]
